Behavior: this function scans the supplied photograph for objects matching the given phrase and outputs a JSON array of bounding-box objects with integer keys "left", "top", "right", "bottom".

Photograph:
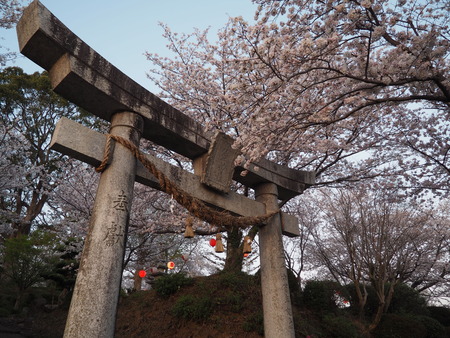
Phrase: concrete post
[
  {"left": 255, "top": 183, "right": 295, "bottom": 338},
  {"left": 64, "top": 112, "right": 143, "bottom": 338}
]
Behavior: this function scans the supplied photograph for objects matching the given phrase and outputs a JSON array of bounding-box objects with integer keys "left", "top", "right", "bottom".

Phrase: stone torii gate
[{"left": 17, "top": 2, "right": 315, "bottom": 337}]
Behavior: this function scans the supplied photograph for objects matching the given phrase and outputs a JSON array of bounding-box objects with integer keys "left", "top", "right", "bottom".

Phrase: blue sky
[{"left": 2, "top": 0, "right": 257, "bottom": 92}]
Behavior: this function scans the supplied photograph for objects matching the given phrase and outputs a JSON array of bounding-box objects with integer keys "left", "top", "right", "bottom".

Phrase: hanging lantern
[
  {"left": 243, "top": 236, "right": 252, "bottom": 254},
  {"left": 215, "top": 233, "right": 224, "bottom": 253},
  {"left": 167, "top": 261, "right": 175, "bottom": 270},
  {"left": 209, "top": 238, "right": 217, "bottom": 247},
  {"left": 138, "top": 270, "right": 147, "bottom": 278},
  {"left": 243, "top": 253, "right": 249, "bottom": 258},
  {"left": 184, "top": 216, "right": 195, "bottom": 238}
]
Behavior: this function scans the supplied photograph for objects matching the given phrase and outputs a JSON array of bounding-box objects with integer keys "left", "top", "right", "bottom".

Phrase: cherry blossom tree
[
  {"left": 310, "top": 187, "right": 449, "bottom": 330},
  {"left": 0, "top": 0, "right": 29, "bottom": 66},
  {"left": 144, "top": 0, "right": 449, "bottom": 280},
  {"left": 283, "top": 192, "right": 319, "bottom": 284},
  {"left": 0, "top": 67, "right": 88, "bottom": 236},
  {"left": 146, "top": 0, "right": 449, "bottom": 193}
]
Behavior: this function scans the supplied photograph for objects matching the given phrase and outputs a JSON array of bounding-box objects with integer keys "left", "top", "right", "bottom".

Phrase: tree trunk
[
  {"left": 354, "top": 282, "right": 368, "bottom": 320},
  {"left": 223, "top": 226, "right": 243, "bottom": 272},
  {"left": 14, "top": 289, "right": 24, "bottom": 311},
  {"left": 133, "top": 270, "right": 143, "bottom": 291},
  {"left": 369, "top": 301, "right": 385, "bottom": 331},
  {"left": 384, "top": 282, "right": 396, "bottom": 313}
]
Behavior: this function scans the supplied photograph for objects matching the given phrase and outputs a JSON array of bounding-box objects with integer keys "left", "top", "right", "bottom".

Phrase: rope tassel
[
  {"left": 184, "top": 216, "right": 195, "bottom": 238},
  {"left": 243, "top": 236, "right": 252, "bottom": 254},
  {"left": 215, "top": 233, "right": 224, "bottom": 253}
]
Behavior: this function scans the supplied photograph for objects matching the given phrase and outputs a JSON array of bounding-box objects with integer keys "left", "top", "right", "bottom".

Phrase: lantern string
[{"left": 95, "top": 134, "right": 279, "bottom": 229}]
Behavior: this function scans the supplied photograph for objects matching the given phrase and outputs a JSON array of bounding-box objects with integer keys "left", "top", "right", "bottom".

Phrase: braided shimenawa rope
[{"left": 95, "top": 134, "right": 279, "bottom": 229}]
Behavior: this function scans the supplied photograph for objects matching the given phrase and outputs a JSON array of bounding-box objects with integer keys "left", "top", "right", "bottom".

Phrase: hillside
[
  {"left": 16, "top": 272, "right": 335, "bottom": 337},
  {"left": 1, "top": 272, "right": 449, "bottom": 337}
]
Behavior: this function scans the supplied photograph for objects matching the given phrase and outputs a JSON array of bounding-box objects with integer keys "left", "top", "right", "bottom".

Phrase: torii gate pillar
[
  {"left": 64, "top": 112, "right": 143, "bottom": 338},
  {"left": 256, "top": 183, "right": 295, "bottom": 338}
]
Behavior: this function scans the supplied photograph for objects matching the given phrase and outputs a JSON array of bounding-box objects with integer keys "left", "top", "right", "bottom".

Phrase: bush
[
  {"left": 427, "top": 306, "right": 450, "bottom": 327},
  {"left": 345, "top": 283, "right": 378, "bottom": 317},
  {"left": 153, "top": 273, "right": 193, "bottom": 297},
  {"left": 345, "top": 283, "right": 429, "bottom": 318},
  {"left": 0, "top": 307, "right": 11, "bottom": 317},
  {"left": 388, "top": 284, "right": 428, "bottom": 315},
  {"left": 323, "top": 314, "right": 360, "bottom": 338},
  {"left": 242, "top": 310, "right": 264, "bottom": 336},
  {"left": 417, "top": 315, "right": 447, "bottom": 338},
  {"left": 303, "top": 280, "right": 348, "bottom": 313},
  {"left": 216, "top": 291, "right": 244, "bottom": 313},
  {"left": 171, "top": 295, "right": 213, "bottom": 322},
  {"left": 374, "top": 314, "right": 427, "bottom": 338},
  {"left": 217, "top": 271, "right": 256, "bottom": 291}
]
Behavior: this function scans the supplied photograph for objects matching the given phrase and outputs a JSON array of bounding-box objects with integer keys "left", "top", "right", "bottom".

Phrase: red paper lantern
[
  {"left": 138, "top": 270, "right": 147, "bottom": 278},
  {"left": 167, "top": 261, "right": 175, "bottom": 270},
  {"left": 243, "top": 253, "right": 249, "bottom": 257},
  {"left": 209, "top": 238, "right": 217, "bottom": 247}
]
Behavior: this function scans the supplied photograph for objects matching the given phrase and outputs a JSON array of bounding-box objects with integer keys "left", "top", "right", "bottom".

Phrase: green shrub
[
  {"left": 323, "top": 314, "right": 359, "bottom": 338},
  {"left": 388, "top": 284, "right": 428, "bottom": 315},
  {"left": 154, "top": 273, "right": 193, "bottom": 297},
  {"left": 287, "top": 269, "right": 300, "bottom": 293},
  {"left": 217, "top": 271, "right": 255, "bottom": 291},
  {"left": 346, "top": 283, "right": 429, "bottom": 318},
  {"left": 303, "top": 280, "right": 347, "bottom": 313},
  {"left": 416, "top": 315, "right": 447, "bottom": 338},
  {"left": 427, "top": 306, "right": 450, "bottom": 327},
  {"left": 0, "top": 307, "right": 11, "bottom": 317},
  {"left": 216, "top": 291, "right": 244, "bottom": 313},
  {"left": 243, "top": 310, "right": 264, "bottom": 336},
  {"left": 374, "top": 314, "right": 427, "bottom": 338},
  {"left": 171, "top": 295, "right": 213, "bottom": 322},
  {"left": 345, "top": 283, "right": 378, "bottom": 316}
]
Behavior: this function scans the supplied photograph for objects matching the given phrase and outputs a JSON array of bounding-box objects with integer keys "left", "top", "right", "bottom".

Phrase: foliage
[
  {"left": 216, "top": 291, "right": 244, "bottom": 313},
  {"left": 427, "top": 306, "right": 450, "bottom": 327},
  {"left": 322, "top": 314, "right": 360, "bottom": 338},
  {"left": 42, "top": 237, "right": 81, "bottom": 290},
  {"left": 0, "top": 1, "right": 31, "bottom": 65},
  {"left": 153, "top": 273, "right": 193, "bottom": 297},
  {"left": 346, "top": 283, "right": 429, "bottom": 318},
  {"left": 147, "top": 0, "right": 449, "bottom": 196},
  {"left": 387, "top": 284, "right": 428, "bottom": 315},
  {"left": 303, "top": 280, "right": 348, "bottom": 313},
  {"left": 242, "top": 310, "right": 264, "bottom": 336},
  {"left": 1, "top": 231, "right": 57, "bottom": 288},
  {"left": 373, "top": 313, "right": 446, "bottom": 338},
  {"left": 0, "top": 0, "right": 26, "bottom": 29},
  {"left": 312, "top": 187, "right": 449, "bottom": 327},
  {"left": 217, "top": 270, "right": 257, "bottom": 291},
  {"left": 171, "top": 294, "right": 213, "bottom": 322},
  {"left": 0, "top": 230, "right": 59, "bottom": 309},
  {"left": 345, "top": 282, "right": 376, "bottom": 317},
  {"left": 0, "top": 67, "right": 89, "bottom": 236},
  {"left": 417, "top": 315, "right": 447, "bottom": 338}
]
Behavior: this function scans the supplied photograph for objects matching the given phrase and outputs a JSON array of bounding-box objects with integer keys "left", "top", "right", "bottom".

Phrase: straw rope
[{"left": 95, "top": 134, "right": 278, "bottom": 228}]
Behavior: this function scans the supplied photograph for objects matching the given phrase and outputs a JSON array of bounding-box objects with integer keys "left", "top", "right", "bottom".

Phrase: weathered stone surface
[
  {"left": 256, "top": 183, "right": 295, "bottom": 338},
  {"left": 280, "top": 212, "right": 300, "bottom": 237},
  {"left": 63, "top": 112, "right": 143, "bottom": 338},
  {"left": 194, "top": 131, "right": 240, "bottom": 193},
  {"left": 17, "top": 0, "right": 315, "bottom": 200},
  {"left": 50, "top": 118, "right": 299, "bottom": 236}
]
